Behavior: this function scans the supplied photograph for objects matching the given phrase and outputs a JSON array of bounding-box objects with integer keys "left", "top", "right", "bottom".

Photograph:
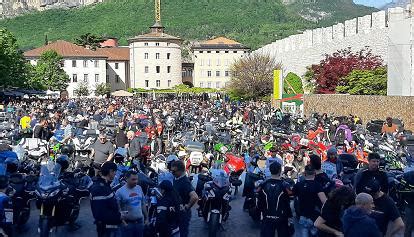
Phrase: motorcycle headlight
[
  {"left": 227, "top": 164, "right": 235, "bottom": 172},
  {"left": 207, "top": 189, "right": 215, "bottom": 198},
  {"left": 49, "top": 189, "right": 60, "bottom": 197}
]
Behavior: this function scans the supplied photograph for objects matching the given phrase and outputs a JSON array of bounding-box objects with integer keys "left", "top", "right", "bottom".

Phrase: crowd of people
[{"left": 0, "top": 96, "right": 412, "bottom": 237}]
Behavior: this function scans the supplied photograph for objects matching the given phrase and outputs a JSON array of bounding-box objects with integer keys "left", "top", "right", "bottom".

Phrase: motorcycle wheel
[
  {"left": 39, "top": 217, "right": 50, "bottom": 237},
  {"left": 208, "top": 213, "right": 220, "bottom": 237},
  {"left": 17, "top": 207, "right": 30, "bottom": 226}
]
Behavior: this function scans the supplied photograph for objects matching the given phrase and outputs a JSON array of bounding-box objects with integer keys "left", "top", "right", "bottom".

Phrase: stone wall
[
  {"left": 255, "top": 7, "right": 411, "bottom": 78},
  {"left": 303, "top": 94, "right": 414, "bottom": 130}
]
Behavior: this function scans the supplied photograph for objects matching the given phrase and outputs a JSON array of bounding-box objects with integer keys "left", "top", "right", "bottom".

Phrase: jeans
[
  {"left": 179, "top": 210, "right": 191, "bottom": 237},
  {"left": 121, "top": 220, "right": 144, "bottom": 237},
  {"left": 96, "top": 224, "right": 120, "bottom": 237},
  {"left": 296, "top": 216, "right": 317, "bottom": 237},
  {"left": 405, "top": 206, "right": 414, "bottom": 237},
  {"left": 260, "top": 218, "right": 290, "bottom": 237}
]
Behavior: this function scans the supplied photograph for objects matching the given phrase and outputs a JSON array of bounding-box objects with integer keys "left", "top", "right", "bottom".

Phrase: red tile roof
[
  {"left": 24, "top": 40, "right": 108, "bottom": 58},
  {"left": 96, "top": 47, "right": 130, "bottom": 61}
]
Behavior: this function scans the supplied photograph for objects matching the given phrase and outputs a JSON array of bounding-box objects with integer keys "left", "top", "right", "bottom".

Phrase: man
[
  {"left": 61, "top": 118, "right": 73, "bottom": 144},
  {"left": 171, "top": 161, "right": 198, "bottom": 237},
  {"left": 257, "top": 161, "right": 293, "bottom": 237},
  {"left": 33, "top": 118, "right": 48, "bottom": 140},
  {"left": 127, "top": 131, "right": 141, "bottom": 161},
  {"left": 309, "top": 154, "right": 334, "bottom": 195},
  {"left": 382, "top": 117, "right": 398, "bottom": 135},
  {"left": 115, "top": 170, "right": 148, "bottom": 237},
  {"left": 293, "top": 165, "right": 327, "bottom": 237},
  {"left": 364, "top": 180, "right": 405, "bottom": 236},
  {"left": 91, "top": 132, "right": 115, "bottom": 173},
  {"left": 342, "top": 193, "right": 382, "bottom": 237},
  {"left": 90, "top": 162, "right": 121, "bottom": 237},
  {"left": 114, "top": 122, "right": 128, "bottom": 149},
  {"left": 322, "top": 147, "right": 339, "bottom": 180},
  {"left": 354, "top": 153, "right": 389, "bottom": 194}
]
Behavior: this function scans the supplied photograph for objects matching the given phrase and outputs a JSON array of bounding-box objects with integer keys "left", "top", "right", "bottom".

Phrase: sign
[{"left": 273, "top": 70, "right": 283, "bottom": 100}]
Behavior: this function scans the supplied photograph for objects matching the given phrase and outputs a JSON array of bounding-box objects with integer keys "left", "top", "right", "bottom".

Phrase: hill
[{"left": 0, "top": 0, "right": 376, "bottom": 50}]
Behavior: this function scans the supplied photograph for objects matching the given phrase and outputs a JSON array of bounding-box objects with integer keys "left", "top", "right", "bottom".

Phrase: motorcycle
[{"left": 184, "top": 141, "right": 207, "bottom": 175}]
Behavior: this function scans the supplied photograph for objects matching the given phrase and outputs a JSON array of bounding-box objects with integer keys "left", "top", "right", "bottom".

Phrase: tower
[{"left": 151, "top": 0, "right": 164, "bottom": 34}]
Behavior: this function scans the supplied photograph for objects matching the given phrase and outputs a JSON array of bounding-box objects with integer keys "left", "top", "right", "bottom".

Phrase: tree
[
  {"left": 74, "top": 82, "right": 90, "bottom": 97},
  {"left": 304, "top": 47, "right": 383, "bottom": 94},
  {"left": 95, "top": 83, "right": 111, "bottom": 97},
  {"left": 31, "top": 50, "right": 70, "bottom": 91},
  {"left": 227, "top": 53, "right": 282, "bottom": 100},
  {"left": 0, "top": 28, "right": 30, "bottom": 88},
  {"left": 74, "top": 33, "right": 104, "bottom": 50},
  {"left": 336, "top": 67, "right": 387, "bottom": 95},
  {"left": 283, "top": 72, "right": 304, "bottom": 94}
]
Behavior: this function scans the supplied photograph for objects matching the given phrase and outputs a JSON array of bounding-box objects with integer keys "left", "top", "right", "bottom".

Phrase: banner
[{"left": 273, "top": 69, "right": 282, "bottom": 100}]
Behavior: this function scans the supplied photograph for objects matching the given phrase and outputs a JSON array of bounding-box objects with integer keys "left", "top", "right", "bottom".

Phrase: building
[
  {"left": 182, "top": 62, "right": 194, "bottom": 86},
  {"left": 128, "top": 0, "right": 182, "bottom": 89},
  {"left": 24, "top": 40, "right": 129, "bottom": 97},
  {"left": 192, "top": 37, "right": 250, "bottom": 89}
]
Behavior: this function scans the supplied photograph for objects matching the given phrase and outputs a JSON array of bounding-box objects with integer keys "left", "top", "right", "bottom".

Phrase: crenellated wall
[{"left": 255, "top": 6, "right": 411, "bottom": 78}]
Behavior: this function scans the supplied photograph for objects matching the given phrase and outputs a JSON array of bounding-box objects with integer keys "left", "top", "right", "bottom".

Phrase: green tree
[
  {"left": 283, "top": 72, "right": 304, "bottom": 94},
  {"left": 336, "top": 67, "right": 387, "bottom": 95},
  {"left": 31, "top": 50, "right": 70, "bottom": 91},
  {"left": 95, "top": 83, "right": 111, "bottom": 97},
  {"left": 74, "top": 82, "right": 90, "bottom": 97},
  {"left": 74, "top": 33, "right": 104, "bottom": 50},
  {"left": 0, "top": 28, "right": 30, "bottom": 88},
  {"left": 227, "top": 53, "right": 282, "bottom": 100}
]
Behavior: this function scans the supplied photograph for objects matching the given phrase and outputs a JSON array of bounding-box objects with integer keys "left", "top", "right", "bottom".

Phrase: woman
[{"left": 314, "top": 186, "right": 355, "bottom": 237}]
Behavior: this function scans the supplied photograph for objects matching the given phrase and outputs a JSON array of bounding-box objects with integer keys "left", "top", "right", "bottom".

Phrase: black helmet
[
  {"left": 56, "top": 155, "right": 70, "bottom": 171},
  {"left": 114, "top": 153, "right": 125, "bottom": 164},
  {"left": 5, "top": 157, "right": 19, "bottom": 174},
  {"left": 60, "top": 145, "right": 74, "bottom": 156}
]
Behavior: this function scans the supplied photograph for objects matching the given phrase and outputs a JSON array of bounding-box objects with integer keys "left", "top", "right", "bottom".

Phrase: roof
[
  {"left": 24, "top": 40, "right": 108, "bottom": 58},
  {"left": 192, "top": 36, "right": 250, "bottom": 50},
  {"left": 128, "top": 30, "right": 182, "bottom": 44},
  {"left": 96, "top": 47, "right": 130, "bottom": 61}
]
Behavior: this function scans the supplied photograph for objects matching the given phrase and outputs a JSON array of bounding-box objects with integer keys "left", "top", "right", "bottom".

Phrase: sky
[{"left": 353, "top": 0, "right": 393, "bottom": 8}]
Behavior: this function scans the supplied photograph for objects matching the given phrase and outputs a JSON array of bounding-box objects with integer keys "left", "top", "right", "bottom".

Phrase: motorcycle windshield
[
  {"left": 210, "top": 169, "right": 230, "bottom": 188},
  {"left": 38, "top": 161, "right": 61, "bottom": 190}
]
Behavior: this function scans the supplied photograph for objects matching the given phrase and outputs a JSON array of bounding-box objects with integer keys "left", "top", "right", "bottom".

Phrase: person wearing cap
[
  {"left": 322, "top": 147, "right": 339, "bottom": 180},
  {"left": 154, "top": 180, "right": 180, "bottom": 237},
  {"left": 89, "top": 161, "right": 121, "bottom": 237},
  {"left": 354, "top": 153, "right": 389, "bottom": 194},
  {"left": 91, "top": 132, "right": 115, "bottom": 174},
  {"left": 364, "top": 180, "right": 405, "bottom": 236}
]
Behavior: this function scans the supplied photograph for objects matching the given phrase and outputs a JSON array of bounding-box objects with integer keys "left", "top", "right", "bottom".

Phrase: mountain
[
  {"left": 0, "top": 0, "right": 376, "bottom": 50},
  {"left": 381, "top": 0, "right": 410, "bottom": 9}
]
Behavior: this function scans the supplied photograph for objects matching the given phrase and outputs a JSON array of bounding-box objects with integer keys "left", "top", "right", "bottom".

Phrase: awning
[{"left": 111, "top": 90, "right": 133, "bottom": 97}]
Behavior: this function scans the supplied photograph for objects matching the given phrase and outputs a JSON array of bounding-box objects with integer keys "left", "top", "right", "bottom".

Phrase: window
[
  {"left": 106, "top": 75, "right": 109, "bottom": 83},
  {"left": 167, "top": 66, "right": 171, "bottom": 73},
  {"left": 207, "top": 71, "right": 212, "bottom": 77},
  {"left": 199, "top": 82, "right": 204, "bottom": 88},
  {"left": 83, "top": 60, "right": 88, "bottom": 68},
  {"left": 115, "top": 63, "right": 119, "bottom": 69},
  {"left": 199, "top": 59, "right": 204, "bottom": 66},
  {"left": 216, "top": 82, "right": 220, "bottom": 88},
  {"left": 144, "top": 53, "right": 149, "bottom": 59},
  {"left": 207, "top": 51, "right": 211, "bottom": 53},
  {"left": 207, "top": 82, "right": 212, "bottom": 88},
  {"left": 156, "top": 80, "right": 160, "bottom": 87},
  {"left": 95, "top": 74, "right": 99, "bottom": 83},
  {"left": 156, "top": 53, "right": 160, "bottom": 59},
  {"left": 167, "top": 53, "right": 170, "bottom": 59},
  {"left": 145, "top": 66, "right": 149, "bottom": 73},
  {"left": 94, "top": 60, "right": 99, "bottom": 68},
  {"left": 83, "top": 74, "right": 88, "bottom": 83},
  {"left": 225, "top": 59, "right": 230, "bottom": 66},
  {"left": 144, "top": 42, "right": 148, "bottom": 46},
  {"left": 207, "top": 59, "right": 211, "bottom": 66},
  {"left": 216, "top": 59, "right": 221, "bottom": 66},
  {"left": 167, "top": 43, "right": 170, "bottom": 46},
  {"left": 156, "top": 43, "right": 160, "bottom": 46},
  {"left": 156, "top": 66, "right": 160, "bottom": 73},
  {"left": 115, "top": 75, "right": 120, "bottom": 83},
  {"left": 225, "top": 51, "right": 229, "bottom": 53},
  {"left": 168, "top": 80, "right": 171, "bottom": 87},
  {"left": 216, "top": 71, "right": 220, "bottom": 77},
  {"left": 72, "top": 60, "right": 77, "bottom": 67},
  {"left": 72, "top": 74, "right": 77, "bottom": 82},
  {"left": 233, "top": 51, "right": 238, "bottom": 53},
  {"left": 200, "top": 70, "right": 204, "bottom": 77},
  {"left": 225, "top": 71, "right": 230, "bottom": 77},
  {"left": 199, "top": 51, "right": 203, "bottom": 53},
  {"left": 216, "top": 51, "right": 220, "bottom": 53},
  {"left": 145, "top": 80, "right": 149, "bottom": 87}
]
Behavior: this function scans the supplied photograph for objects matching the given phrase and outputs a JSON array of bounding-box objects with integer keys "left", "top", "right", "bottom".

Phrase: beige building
[{"left": 192, "top": 37, "right": 250, "bottom": 89}]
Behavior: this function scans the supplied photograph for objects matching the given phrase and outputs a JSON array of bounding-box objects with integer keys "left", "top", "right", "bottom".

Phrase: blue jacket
[
  {"left": 342, "top": 206, "right": 381, "bottom": 237},
  {"left": 89, "top": 177, "right": 121, "bottom": 225}
]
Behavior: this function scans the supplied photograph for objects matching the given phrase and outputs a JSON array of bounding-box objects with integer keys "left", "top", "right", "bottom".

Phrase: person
[
  {"left": 171, "top": 160, "right": 198, "bottom": 237},
  {"left": 127, "top": 131, "right": 141, "bottom": 163},
  {"left": 91, "top": 132, "right": 115, "bottom": 175},
  {"left": 257, "top": 161, "right": 293, "bottom": 237},
  {"left": 309, "top": 154, "right": 333, "bottom": 195},
  {"left": 19, "top": 113, "right": 31, "bottom": 130},
  {"left": 32, "top": 118, "right": 48, "bottom": 140},
  {"left": 382, "top": 117, "right": 398, "bottom": 135},
  {"left": 354, "top": 153, "right": 389, "bottom": 194},
  {"left": 314, "top": 186, "right": 356, "bottom": 237},
  {"left": 115, "top": 170, "right": 148, "bottom": 237},
  {"left": 363, "top": 180, "right": 405, "bottom": 236},
  {"left": 89, "top": 162, "right": 121, "bottom": 237},
  {"left": 154, "top": 180, "right": 180, "bottom": 237},
  {"left": 322, "top": 147, "right": 339, "bottom": 180},
  {"left": 293, "top": 165, "right": 327, "bottom": 237},
  {"left": 0, "top": 176, "right": 12, "bottom": 237},
  {"left": 341, "top": 193, "right": 381, "bottom": 237},
  {"left": 114, "top": 122, "right": 128, "bottom": 149},
  {"left": 61, "top": 118, "right": 73, "bottom": 144}
]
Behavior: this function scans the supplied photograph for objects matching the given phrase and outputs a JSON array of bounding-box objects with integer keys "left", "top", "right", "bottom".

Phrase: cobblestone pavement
[{"left": 18, "top": 173, "right": 261, "bottom": 237}]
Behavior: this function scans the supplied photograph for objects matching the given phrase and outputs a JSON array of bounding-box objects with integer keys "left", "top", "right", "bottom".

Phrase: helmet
[
  {"left": 166, "top": 155, "right": 179, "bottom": 164},
  {"left": 60, "top": 145, "right": 74, "bottom": 156},
  {"left": 56, "top": 155, "right": 70, "bottom": 171},
  {"left": 114, "top": 153, "right": 125, "bottom": 164},
  {"left": 327, "top": 147, "right": 338, "bottom": 162},
  {"left": 5, "top": 157, "right": 19, "bottom": 174}
]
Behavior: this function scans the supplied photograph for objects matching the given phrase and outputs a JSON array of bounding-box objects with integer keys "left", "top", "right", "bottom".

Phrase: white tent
[{"left": 111, "top": 90, "right": 133, "bottom": 97}]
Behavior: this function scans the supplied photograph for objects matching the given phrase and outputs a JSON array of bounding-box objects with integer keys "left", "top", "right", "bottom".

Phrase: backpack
[
  {"left": 258, "top": 180, "right": 289, "bottom": 219},
  {"left": 335, "top": 128, "right": 346, "bottom": 145}
]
